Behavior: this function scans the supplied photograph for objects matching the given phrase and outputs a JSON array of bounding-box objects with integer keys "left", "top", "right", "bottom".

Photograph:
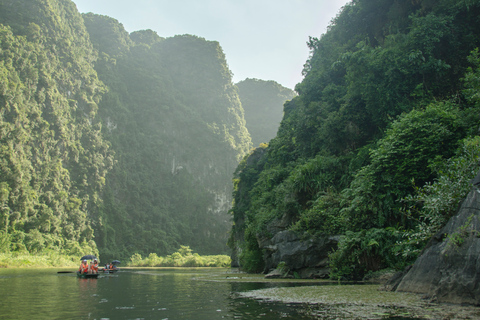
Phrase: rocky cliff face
[
  {"left": 258, "top": 211, "right": 339, "bottom": 278},
  {"left": 386, "top": 180, "right": 480, "bottom": 305},
  {"left": 261, "top": 229, "right": 339, "bottom": 279}
]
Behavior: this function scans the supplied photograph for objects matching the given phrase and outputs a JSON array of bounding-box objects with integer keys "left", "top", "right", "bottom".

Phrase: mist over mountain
[{"left": 236, "top": 79, "right": 296, "bottom": 147}]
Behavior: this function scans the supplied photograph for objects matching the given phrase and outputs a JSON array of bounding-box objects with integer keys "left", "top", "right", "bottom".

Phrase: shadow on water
[
  {"left": 226, "top": 281, "right": 424, "bottom": 320},
  {"left": 0, "top": 268, "right": 478, "bottom": 319}
]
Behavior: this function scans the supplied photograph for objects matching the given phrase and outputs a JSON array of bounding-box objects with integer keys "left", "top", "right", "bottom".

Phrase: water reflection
[
  {"left": 0, "top": 268, "right": 315, "bottom": 319},
  {"left": 0, "top": 268, "right": 477, "bottom": 319},
  {"left": 0, "top": 269, "right": 91, "bottom": 319}
]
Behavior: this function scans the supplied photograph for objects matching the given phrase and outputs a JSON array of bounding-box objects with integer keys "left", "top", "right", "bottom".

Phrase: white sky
[{"left": 73, "top": 0, "right": 351, "bottom": 90}]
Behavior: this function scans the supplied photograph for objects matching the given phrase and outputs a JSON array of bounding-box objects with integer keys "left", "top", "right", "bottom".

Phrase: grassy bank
[
  {"left": 0, "top": 245, "right": 231, "bottom": 268},
  {"left": 0, "top": 251, "right": 79, "bottom": 268}
]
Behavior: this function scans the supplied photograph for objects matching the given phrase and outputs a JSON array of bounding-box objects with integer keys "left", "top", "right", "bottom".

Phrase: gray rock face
[
  {"left": 393, "top": 188, "right": 480, "bottom": 305},
  {"left": 260, "top": 229, "right": 339, "bottom": 278}
]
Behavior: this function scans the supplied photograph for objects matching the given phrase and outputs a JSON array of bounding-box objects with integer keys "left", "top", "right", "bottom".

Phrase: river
[{"left": 0, "top": 268, "right": 479, "bottom": 319}]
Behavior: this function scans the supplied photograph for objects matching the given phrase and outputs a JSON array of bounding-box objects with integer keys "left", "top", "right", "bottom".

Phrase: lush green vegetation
[
  {"left": 83, "top": 14, "right": 251, "bottom": 260},
  {"left": 3, "top": 0, "right": 480, "bottom": 277},
  {"left": 0, "top": 251, "right": 78, "bottom": 268},
  {"left": 236, "top": 79, "right": 296, "bottom": 147},
  {"left": 0, "top": 0, "right": 108, "bottom": 260},
  {"left": 127, "top": 245, "right": 231, "bottom": 268},
  {"left": 230, "top": 0, "right": 480, "bottom": 279},
  {"left": 0, "top": 0, "right": 251, "bottom": 264}
]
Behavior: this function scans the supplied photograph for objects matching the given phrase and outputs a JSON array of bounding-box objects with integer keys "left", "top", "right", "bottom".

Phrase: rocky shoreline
[{"left": 246, "top": 172, "right": 480, "bottom": 309}]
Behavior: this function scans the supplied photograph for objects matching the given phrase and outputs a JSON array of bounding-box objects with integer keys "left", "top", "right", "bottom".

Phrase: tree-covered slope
[
  {"left": 0, "top": 0, "right": 112, "bottom": 256},
  {"left": 82, "top": 14, "right": 251, "bottom": 258},
  {"left": 236, "top": 79, "right": 296, "bottom": 147},
  {"left": 0, "top": 0, "right": 251, "bottom": 261},
  {"left": 230, "top": 0, "right": 480, "bottom": 277}
]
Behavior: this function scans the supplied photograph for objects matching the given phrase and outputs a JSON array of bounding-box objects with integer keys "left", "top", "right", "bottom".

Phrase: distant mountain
[{"left": 236, "top": 79, "right": 296, "bottom": 147}]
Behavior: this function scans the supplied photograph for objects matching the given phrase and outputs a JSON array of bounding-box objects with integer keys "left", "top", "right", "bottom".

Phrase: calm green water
[
  {"left": 1, "top": 268, "right": 476, "bottom": 319},
  {"left": 0, "top": 268, "right": 316, "bottom": 320}
]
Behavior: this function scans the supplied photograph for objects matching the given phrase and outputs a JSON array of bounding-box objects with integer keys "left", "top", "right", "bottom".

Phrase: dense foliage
[
  {"left": 83, "top": 14, "right": 251, "bottom": 260},
  {"left": 0, "top": 0, "right": 111, "bottom": 258},
  {"left": 128, "top": 245, "right": 231, "bottom": 268},
  {"left": 0, "top": 0, "right": 252, "bottom": 262},
  {"left": 230, "top": 0, "right": 480, "bottom": 278},
  {"left": 236, "top": 79, "right": 296, "bottom": 147}
]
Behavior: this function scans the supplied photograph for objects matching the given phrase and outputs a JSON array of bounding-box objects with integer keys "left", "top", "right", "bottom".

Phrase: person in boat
[
  {"left": 78, "top": 260, "right": 88, "bottom": 274},
  {"left": 89, "top": 259, "right": 99, "bottom": 274},
  {"left": 109, "top": 262, "right": 115, "bottom": 270}
]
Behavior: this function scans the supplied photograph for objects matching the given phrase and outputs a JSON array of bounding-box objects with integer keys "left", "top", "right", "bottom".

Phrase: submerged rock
[
  {"left": 264, "top": 268, "right": 285, "bottom": 279},
  {"left": 391, "top": 185, "right": 480, "bottom": 305}
]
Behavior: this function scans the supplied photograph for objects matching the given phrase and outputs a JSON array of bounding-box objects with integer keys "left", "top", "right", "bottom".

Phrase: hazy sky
[{"left": 73, "top": 0, "right": 351, "bottom": 90}]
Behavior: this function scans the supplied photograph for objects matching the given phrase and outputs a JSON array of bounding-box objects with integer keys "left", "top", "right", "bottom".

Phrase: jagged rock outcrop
[
  {"left": 388, "top": 184, "right": 480, "bottom": 305},
  {"left": 262, "top": 230, "right": 339, "bottom": 279}
]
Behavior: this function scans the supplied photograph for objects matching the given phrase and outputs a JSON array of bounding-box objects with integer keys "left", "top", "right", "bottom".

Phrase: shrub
[
  {"left": 127, "top": 246, "right": 231, "bottom": 268},
  {"left": 401, "top": 136, "right": 480, "bottom": 253},
  {"left": 329, "top": 228, "right": 412, "bottom": 281}
]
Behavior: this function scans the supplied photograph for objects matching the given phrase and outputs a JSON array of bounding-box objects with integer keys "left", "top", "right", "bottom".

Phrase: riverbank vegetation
[
  {"left": 229, "top": 0, "right": 480, "bottom": 280},
  {"left": 0, "top": 229, "right": 97, "bottom": 268},
  {"left": 0, "top": 251, "right": 78, "bottom": 268},
  {"left": 127, "top": 246, "right": 231, "bottom": 268},
  {"left": 0, "top": 245, "right": 231, "bottom": 269}
]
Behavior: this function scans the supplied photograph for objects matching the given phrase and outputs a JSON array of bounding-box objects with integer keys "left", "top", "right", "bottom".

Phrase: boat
[
  {"left": 102, "top": 260, "right": 121, "bottom": 273},
  {"left": 100, "top": 268, "right": 119, "bottom": 274},
  {"left": 77, "top": 272, "right": 99, "bottom": 279}
]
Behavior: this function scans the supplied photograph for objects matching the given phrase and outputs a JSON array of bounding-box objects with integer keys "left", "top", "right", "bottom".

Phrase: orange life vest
[{"left": 79, "top": 262, "right": 88, "bottom": 273}]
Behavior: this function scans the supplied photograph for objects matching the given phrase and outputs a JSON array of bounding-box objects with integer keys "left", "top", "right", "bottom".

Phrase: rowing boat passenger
[
  {"left": 89, "top": 259, "right": 99, "bottom": 274},
  {"left": 78, "top": 260, "right": 88, "bottom": 274}
]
